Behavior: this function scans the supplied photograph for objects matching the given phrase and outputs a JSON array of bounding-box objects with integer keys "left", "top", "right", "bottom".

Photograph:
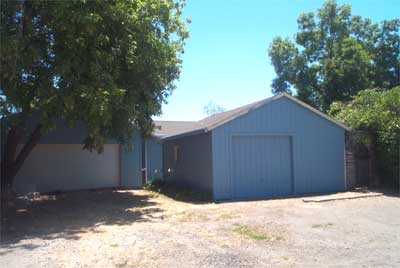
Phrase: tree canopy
[
  {"left": 1, "top": 0, "right": 188, "bottom": 146},
  {"left": 0, "top": 0, "right": 188, "bottom": 184},
  {"left": 329, "top": 87, "right": 400, "bottom": 184},
  {"left": 268, "top": 0, "right": 400, "bottom": 110}
]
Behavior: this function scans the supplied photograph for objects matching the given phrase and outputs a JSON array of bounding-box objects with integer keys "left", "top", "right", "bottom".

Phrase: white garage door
[{"left": 14, "top": 144, "right": 120, "bottom": 193}]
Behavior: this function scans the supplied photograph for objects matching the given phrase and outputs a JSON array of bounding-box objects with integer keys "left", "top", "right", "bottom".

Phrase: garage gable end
[
  {"left": 212, "top": 95, "right": 346, "bottom": 200},
  {"left": 208, "top": 93, "right": 350, "bottom": 133}
]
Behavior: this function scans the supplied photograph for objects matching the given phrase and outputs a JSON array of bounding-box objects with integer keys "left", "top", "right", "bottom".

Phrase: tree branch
[
  {"left": 13, "top": 124, "right": 42, "bottom": 178},
  {"left": 3, "top": 126, "right": 23, "bottom": 167},
  {"left": 1, "top": 124, "right": 42, "bottom": 186}
]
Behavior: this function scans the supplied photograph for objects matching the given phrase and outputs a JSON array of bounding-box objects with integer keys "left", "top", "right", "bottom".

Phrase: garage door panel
[
  {"left": 232, "top": 135, "right": 293, "bottom": 199},
  {"left": 15, "top": 144, "right": 120, "bottom": 193},
  {"left": 276, "top": 137, "right": 293, "bottom": 195}
]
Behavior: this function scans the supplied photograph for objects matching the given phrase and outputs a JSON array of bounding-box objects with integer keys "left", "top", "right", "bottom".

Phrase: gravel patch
[{"left": 1, "top": 189, "right": 399, "bottom": 268}]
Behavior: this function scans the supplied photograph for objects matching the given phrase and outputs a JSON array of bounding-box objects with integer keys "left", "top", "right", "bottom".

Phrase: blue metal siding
[
  {"left": 120, "top": 132, "right": 142, "bottom": 188},
  {"left": 232, "top": 135, "right": 293, "bottom": 199},
  {"left": 163, "top": 132, "right": 213, "bottom": 193},
  {"left": 146, "top": 137, "right": 163, "bottom": 180},
  {"left": 212, "top": 97, "right": 345, "bottom": 200},
  {"left": 26, "top": 117, "right": 89, "bottom": 144}
]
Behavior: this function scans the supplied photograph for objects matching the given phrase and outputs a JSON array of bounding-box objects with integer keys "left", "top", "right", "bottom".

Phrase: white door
[{"left": 14, "top": 144, "right": 120, "bottom": 193}]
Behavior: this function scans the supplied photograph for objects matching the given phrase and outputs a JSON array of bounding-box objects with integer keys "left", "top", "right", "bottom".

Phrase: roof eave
[
  {"left": 160, "top": 128, "right": 207, "bottom": 141},
  {"left": 155, "top": 93, "right": 351, "bottom": 139}
]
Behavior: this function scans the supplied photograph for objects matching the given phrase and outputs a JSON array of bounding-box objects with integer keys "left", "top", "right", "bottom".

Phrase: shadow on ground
[
  {"left": 371, "top": 185, "right": 400, "bottom": 198},
  {"left": 2, "top": 189, "right": 163, "bottom": 246},
  {"left": 145, "top": 181, "right": 212, "bottom": 204}
]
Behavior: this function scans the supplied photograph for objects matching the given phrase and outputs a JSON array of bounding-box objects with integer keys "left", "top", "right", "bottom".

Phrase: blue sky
[{"left": 155, "top": 0, "right": 399, "bottom": 121}]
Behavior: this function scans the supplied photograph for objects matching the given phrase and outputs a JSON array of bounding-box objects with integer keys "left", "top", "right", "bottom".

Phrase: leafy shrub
[
  {"left": 143, "top": 180, "right": 211, "bottom": 203},
  {"left": 143, "top": 179, "right": 165, "bottom": 192},
  {"left": 329, "top": 87, "right": 400, "bottom": 185}
]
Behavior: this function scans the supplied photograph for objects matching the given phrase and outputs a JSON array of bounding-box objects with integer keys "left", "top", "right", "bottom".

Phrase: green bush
[
  {"left": 329, "top": 87, "right": 400, "bottom": 185},
  {"left": 143, "top": 180, "right": 211, "bottom": 202},
  {"left": 143, "top": 179, "right": 165, "bottom": 192}
]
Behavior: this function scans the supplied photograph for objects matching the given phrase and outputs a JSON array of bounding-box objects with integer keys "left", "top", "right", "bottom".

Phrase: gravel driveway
[{"left": 1, "top": 189, "right": 399, "bottom": 268}]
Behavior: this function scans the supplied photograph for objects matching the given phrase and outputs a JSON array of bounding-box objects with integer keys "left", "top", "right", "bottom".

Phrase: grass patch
[
  {"left": 110, "top": 243, "right": 119, "bottom": 248},
  {"left": 114, "top": 260, "right": 128, "bottom": 267},
  {"left": 233, "top": 224, "right": 277, "bottom": 241},
  {"left": 176, "top": 210, "right": 210, "bottom": 222},
  {"left": 217, "top": 212, "right": 235, "bottom": 220},
  {"left": 312, "top": 223, "right": 334, "bottom": 228}
]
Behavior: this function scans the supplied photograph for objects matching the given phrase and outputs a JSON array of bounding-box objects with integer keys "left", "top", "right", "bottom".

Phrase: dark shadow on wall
[
  {"left": 1, "top": 189, "right": 163, "bottom": 248},
  {"left": 370, "top": 185, "right": 400, "bottom": 198}
]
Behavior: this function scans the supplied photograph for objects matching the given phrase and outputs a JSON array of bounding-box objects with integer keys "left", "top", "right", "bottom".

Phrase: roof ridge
[
  {"left": 159, "top": 93, "right": 350, "bottom": 140},
  {"left": 154, "top": 120, "right": 197, "bottom": 123},
  {"left": 198, "top": 98, "right": 264, "bottom": 123},
  {"left": 196, "top": 95, "right": 277, "bottom": 131}
]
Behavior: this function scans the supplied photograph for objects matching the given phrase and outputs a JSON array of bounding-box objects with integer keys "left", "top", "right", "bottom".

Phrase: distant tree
[
  {"left": 268, "top": 0, "right": 400, "bottom": 110},
  {"left": 329, "top": 87, "right": 400, "bottom": 186},
  {"left": 0, "top": 0, "right": 188, "bottom": 188},
  {"left": 202, "top": 101, "right": 225, "bottom": 116}
]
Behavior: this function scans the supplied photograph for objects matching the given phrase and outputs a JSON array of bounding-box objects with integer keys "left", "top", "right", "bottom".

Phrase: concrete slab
[{"left": 302, "top": 191, "right": 383, "bottom": 202}]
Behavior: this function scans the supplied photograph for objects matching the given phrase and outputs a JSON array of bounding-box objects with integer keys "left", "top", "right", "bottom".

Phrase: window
[{"left": 173, "top": 145, "right": 181, "bottom": 163}]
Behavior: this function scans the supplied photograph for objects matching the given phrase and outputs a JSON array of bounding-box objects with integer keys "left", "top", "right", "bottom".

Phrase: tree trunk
[
  {"left": 1, "top": 124, "right": 42, "bottom": 188},
  {"left": 1, "top": 122, "right": 41, "bottom": 243}
]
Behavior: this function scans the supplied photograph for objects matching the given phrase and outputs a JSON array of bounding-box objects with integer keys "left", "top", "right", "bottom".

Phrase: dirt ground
[{"left": 1, "top": 189, "right": 399, "bottom": 268}]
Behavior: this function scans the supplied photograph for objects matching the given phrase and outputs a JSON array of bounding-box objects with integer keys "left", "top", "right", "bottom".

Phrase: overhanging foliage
[{"left": 329, "top": 87, "right": 400, "bottom": 184}]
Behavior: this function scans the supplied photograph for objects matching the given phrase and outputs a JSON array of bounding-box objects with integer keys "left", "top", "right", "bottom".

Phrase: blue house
[
  {"left": 12, "top": 117, "right": 163, "bottom": 194},
  {"left": 13, "top": 93, "right": 350, "bottom": 200}
]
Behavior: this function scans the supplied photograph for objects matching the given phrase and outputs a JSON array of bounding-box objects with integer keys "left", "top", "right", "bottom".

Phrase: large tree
[
  {"left": 268, "top": 0, "right": 400, "bottom": 110},
  {"left": 0, "top": 0, "right": 188, "bottom": 187}
]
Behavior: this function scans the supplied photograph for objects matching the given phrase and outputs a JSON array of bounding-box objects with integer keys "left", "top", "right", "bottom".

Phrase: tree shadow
[
  {"left": 2, "top": 189, "right": 164, "bottom": 247},
  {"left": 145, "top": 182, "right": 212, "bottom": 204}
]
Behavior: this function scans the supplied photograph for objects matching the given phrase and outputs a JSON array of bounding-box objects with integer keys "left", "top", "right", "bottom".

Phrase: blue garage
[{"left": 162, "top": 93, "right": 350, "bottom": 200}]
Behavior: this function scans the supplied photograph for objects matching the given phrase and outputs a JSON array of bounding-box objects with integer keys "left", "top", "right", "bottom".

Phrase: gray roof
[
  {"left": 154, "top": 93, "right": 350, "bottom": 140},
  {"left": 153, "top": 98, "right": 266, "bottom": 139},
  {"left": 153, "top": 121, "right": 198, "bottom": 137},
  {"left": 197, "top": 99, "right": 265, "bottom": 129}
]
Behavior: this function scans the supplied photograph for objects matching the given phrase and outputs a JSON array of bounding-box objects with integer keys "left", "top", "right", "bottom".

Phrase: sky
[{"left": 155, "top": 0, "right": 400, "bottom": 121}]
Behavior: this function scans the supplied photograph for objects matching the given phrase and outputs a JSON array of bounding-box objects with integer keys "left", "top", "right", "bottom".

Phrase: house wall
[
  {"left": 120, "top": 131, "right": 142, "bottom": 188},
  {"left": 163, "top": 132, "right": 213, "bottom": 193},
  {"left": 10, "top": 117, "right": 143, "bottom": 192},
  {"left": 212, "top": 97, "right": 345, "bottom": 200},
  {"left": 146, "top": 137, "right": 163, "bottom": 180}
]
